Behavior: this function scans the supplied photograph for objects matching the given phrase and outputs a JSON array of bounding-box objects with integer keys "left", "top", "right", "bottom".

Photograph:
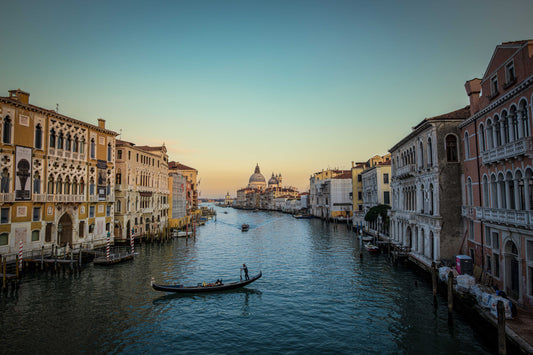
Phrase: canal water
[{"left": 0, "top": 205, "right": 492, "bottom": 354}]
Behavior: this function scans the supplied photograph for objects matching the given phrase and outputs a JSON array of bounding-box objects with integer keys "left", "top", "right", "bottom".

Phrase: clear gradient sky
[{"left": 2, "top": 0, "right": 532, "bottom": 198}]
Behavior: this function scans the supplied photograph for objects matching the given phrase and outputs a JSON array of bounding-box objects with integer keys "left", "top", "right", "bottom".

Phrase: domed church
[{"left": 248, "top": 164, "right": 266, "bottom": 190}]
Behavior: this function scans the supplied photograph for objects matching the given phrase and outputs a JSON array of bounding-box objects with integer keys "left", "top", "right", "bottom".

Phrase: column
[
  {"left": 434, "top": 231, "right": 441, "bottom": 262},
  {"left": 524, "top": 176, "right": 531, "bottom": 211},
  {"left": 517, "top": 111, "right": 524, "bottom": 139},
  {"left": 514, "top": 179, "right": 521, "bottom": 211},
  {"left": 509, "top": 115, "right": 515, "bottom": 141}
]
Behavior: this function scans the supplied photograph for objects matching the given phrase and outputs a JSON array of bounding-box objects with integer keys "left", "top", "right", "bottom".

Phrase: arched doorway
[
  {"left": 126, "top": 220, "right": 131, "bottom": 237},
  {"left": 114, "top": 223, "right": 122, "bottom": 239},
  {"left": 406, "top": 226, "right": 412, "bottom": 248},
  {"left": 58, "top": 213, "right": 73, "bottom": 247},
  {"left": 505, "top": 240, "right": 520, "bottom": 300}
]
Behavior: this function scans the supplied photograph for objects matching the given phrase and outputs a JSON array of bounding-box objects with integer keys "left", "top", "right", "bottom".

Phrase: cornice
[{"left": 459, "top": 73, "right": 533, "bottom": 128}]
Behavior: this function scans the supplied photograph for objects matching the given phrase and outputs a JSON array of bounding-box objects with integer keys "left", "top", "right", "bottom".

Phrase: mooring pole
[
  {"left": 498, "top": 300, "right": 507, "bottom": 355},
  {"left": 431, "top": 262, "right": 437, "bottom": 307},
  {"left": 447, "top": 271, "right": 454, "bottom": 317}
]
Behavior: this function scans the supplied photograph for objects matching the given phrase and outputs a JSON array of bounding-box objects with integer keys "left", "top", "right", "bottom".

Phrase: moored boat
[
  {"left": 364, "top": 243, "right": 380, "bottom": 254},
  {"left": 151, "top": 271, "right": 262, "bottom": 293},
  {"left": 241, "top": 224, "right": 249, "bottom": 231}
]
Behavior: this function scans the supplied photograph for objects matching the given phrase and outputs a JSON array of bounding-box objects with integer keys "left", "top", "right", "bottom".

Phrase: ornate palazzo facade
[
  {"left": 390, "top": 107, "right": 470, "bottom": 266},
  {"left": 0, "top": 89, "right": 118, "bottom": 255}
]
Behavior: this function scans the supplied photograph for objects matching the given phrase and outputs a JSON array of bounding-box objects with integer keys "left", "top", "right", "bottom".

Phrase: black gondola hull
[{"left": 151, "top": 271, "right": 262, "bottom": 293}]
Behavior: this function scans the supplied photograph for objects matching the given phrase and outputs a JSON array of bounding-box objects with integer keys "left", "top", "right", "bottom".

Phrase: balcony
[
  {"left": 88, "top": 195, "right": 99, "bottom": 203},
  {"left": 394, "top": 164, "right": 416, "bottom": 179},
  {"left": 480, "top": 207, "right": 532, "bottom": 227},
  {"left": 142, "top": 207, "right": 154, "bottom": 214},
  {"left": 33, "top": 194, "right": 47, "bottom": 202},
  {"left": 45, "top": 194, "right": 85, "bottom": 203},
  {"left": 481, "top": 137, "right": 532, "bottom": 165},
  {"left": 0, "top": 193, "right": 15, "bottom": 203},
  {"left": 461, "top": 206, "right": 482, "bottom": 219}
]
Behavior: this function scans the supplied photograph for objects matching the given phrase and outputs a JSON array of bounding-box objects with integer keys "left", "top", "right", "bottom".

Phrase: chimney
[
  {"left": 465, "top": 79, "right": 481, "bottom": 116},
  {"left": 351, "top": 161, "right": 354, "bottom": 168},
  {"left": 98, "top": 118, "right": 106, "bottom": 129},
  {"left": 8, "top": 89, "right": 30, "bottom": 105}
]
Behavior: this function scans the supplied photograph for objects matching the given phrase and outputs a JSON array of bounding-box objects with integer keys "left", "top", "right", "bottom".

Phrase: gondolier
[{"left": 242, "top": 263, "right": 249, "bottom": 280}]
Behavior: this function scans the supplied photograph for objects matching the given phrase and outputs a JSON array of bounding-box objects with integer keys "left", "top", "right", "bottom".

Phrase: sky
[{"left": 1, "top": 0, "right": 532, "bottom": 198}]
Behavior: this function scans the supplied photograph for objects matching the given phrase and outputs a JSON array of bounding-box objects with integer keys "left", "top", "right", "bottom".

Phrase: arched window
[
  {"left": 0, "top": 232, "right": 8, "bottom": 246},
  {"left": 420, "top": 184, "right": 425, "bottom": 214},
  {"left": 479, "top": 123, "right": 486, "bottom": 151},
  {"left": 486, "top": 119, "right": 494, "bottom": 149},
  {"left": 490, "top": 175, "right": 498, "bottom": 208},
  {"left": 502, "top": 111, "right": 509, "bottom": 144},
  {"left": 520, "top": 99, "right": 530, "bottom": 138},
  {"left": 419, "top": 141, "right": 424, "bottom": 168},
  {"left": 3, "top": 116, "right": 12, "bottom": 144},
  {"left": 57, "top": 132, "right": 64, "bottom": 150},
  {"left": 89, "top": 177, "right": 95, "bottom": 195},
  {"left": 466, "top": 177, "right": 473, "bottom": 206},
  {"left": 427, "top": 138, "right": 433, "bottom": 166},
  {"left": 33, "top": 172, "right": 41, "bottom": 194},
  {"left": 80, "top": 178, "right": 85, "bottom": 196},
  {"left": 0, "top": 168, "right": 9, "bottom": 193},
  {"left": 116, "top": 173, "right": 122, "bottom": 185},
  {"left": 116, "top": 200, "right": 122, "bottom": 213},
  {"left": 494, "top": 115, "right": 501, "bottom": 147},
  {"left": 429, "top": 184, "right": 434, "bottom": 215},
  {"left": 64, "top": 177, "right": 70, "bottom": 195},
  {"left": 482, "top": 175, "right": 489, "bottom": 207},
  {"left": 50, "top": 129, "right": 56, "bottom": 148},
  {"left": 510, "top": 107, "right": 519, "bottom": 141},
  {"left": 72, "top": 178, "right": 78, "bottom": 195},
  {"left": 516, "top": 170, "right": 525, "bottom": 210},
  {"left": 507, "top": 172, "right": 515, "bottom": 210},
  {"left": 66, "top": 134, "right": 71, "bottom": 151},
  {"left": 56, "top": 177, "right": 63, "bottom": 194},
  {"left": 48, "top": 176, "right": 54, "bottom": 194},
  {"left": 90, "top": 139, "right": 96, "bottom": 159},
  {"left": 73, "top": 136, "right": 78, "bottom": 153},
  {"left": 498, "top": 173, "right": 506, "bottom": 209},
  {"left": 107, "top": 143, "right": 112, "bottom": 161},
  {"left": 464, "top": 131, "right": 470, "bottom": 160},
  {"left": 80, "top": 138, "right": 85, "bottom": 154},
  {"left": 35, "top": 124, "right": 43, "bottom": 149},
  {"left": 446, "top": 135, "right": 458, "bottom": 162}
]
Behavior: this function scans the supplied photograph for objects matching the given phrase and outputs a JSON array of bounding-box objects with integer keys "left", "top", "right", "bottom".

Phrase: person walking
[{"left": 242, "top": 263, "right": 249, "bottom": 280}]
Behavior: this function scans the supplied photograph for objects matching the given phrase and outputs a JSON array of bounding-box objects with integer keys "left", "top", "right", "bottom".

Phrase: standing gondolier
[{"left": 241, "top": 263, "right": 249, "bottom": 280}]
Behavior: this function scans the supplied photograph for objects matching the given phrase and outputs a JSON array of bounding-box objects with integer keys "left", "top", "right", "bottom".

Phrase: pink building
[{"left": 460, "top": 40, "right": 533, "bottom": 309}]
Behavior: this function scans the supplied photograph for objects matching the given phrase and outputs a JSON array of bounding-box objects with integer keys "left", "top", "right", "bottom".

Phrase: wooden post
[
  {"left": 447, "top": 271, "right": 454, "bottom": 316},
  {"left": 41, "top": 246, "right": 44, "bottom": 271},
  {"left": 2, "top": 257, "right": 6, "bottom": 290},
  {"left": 431, "top": 262, "right": 437, "bottom": 307},
  {"left": 497, "top": 300, "right": 507, "bottom": 355}
]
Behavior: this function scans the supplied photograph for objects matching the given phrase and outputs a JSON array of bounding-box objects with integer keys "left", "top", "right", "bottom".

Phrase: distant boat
[
  {"left": 364, "top": 243, "right": 380, "bottom": 254},
  {"left": 176, "top": 231, "right": 194, "bottom": 238},
  {"left": 293, "top": 214, "right": 312, "bottom": 219},
  {"left": 253, "top": 209, "right": 259, "bottom": 213},
  {"left": 241, "top": 224, "right": 249, "bottom": 231},
  {"left": 151, "top": 271, "right": 262, "bottom": 293}
]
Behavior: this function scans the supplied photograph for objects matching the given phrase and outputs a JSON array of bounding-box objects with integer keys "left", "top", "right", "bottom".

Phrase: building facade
[
  {"left": 460, "top": 40, "right": 533, "bottom": 308},
  {"left": 389, "top": 106, "right": 470, "bottom": 266},
  {"left": 169, "top": 162, "right": 198, "bottom": 211},
  {"left": 114, "top": 140, "right": 169, "bottom": 239},
  {"left": 309, "top": 170, "right": 352, "bottom": 219},
  {"left": 0, "top": 89, "right": 118, "bottom": 256}
]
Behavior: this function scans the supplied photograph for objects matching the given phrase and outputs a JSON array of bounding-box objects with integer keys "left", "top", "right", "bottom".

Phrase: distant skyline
[{"left": 2, "top": 0, "right": 532, "bottom": 198}]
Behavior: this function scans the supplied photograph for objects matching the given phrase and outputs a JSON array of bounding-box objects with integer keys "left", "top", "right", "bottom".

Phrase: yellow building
[
  {"left": 0, "top": 89, "right": 118, "bottom": 256},
  {"left": 114, "top": 140, "right": 169, "bottom": 240}
]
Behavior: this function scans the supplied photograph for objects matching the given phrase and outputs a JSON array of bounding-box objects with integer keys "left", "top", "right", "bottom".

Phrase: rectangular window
[
  {"left": 384, "top": 191, "right": 390, "bottom": 204},
  {"left": 357, "top": 175, "right": 362, "bottom": 182},
  {"left": 492, "top": 231, "right": 500, "bottom": 250},
  {"left": 31, "top": 230, "right": 40, "bottom": 242},
  {"left": 33, "top": 207, "right": 40, "bottom": 221},
  {"left": 106, "top": 205, "right": 111, "bottom": 216},
  {"left": 491, "top": 75, "right": 498, "bottom": 96},
  {"left": 358, "top": 204, "right": 363, "bottom": 211},
  {"left": 89, "top": 206, "right": 95, "bottom": 218},
  {"left": 1, "top": 208, "right": 9, "bottom": 224},
  {"left": 383, "top": 173, "right": 389, "bottom": 184},
  {"left": 468, "top": 220, "right": 475, "bottom": 241},
  {"left": 0, "top": 233, "right": 7, "bottom": 245},
  {"left": 128, "top": 151, "right": 131, "bottom": 160},
  {"left": 486, "top": 255, "right": 492, "bottom": 274},
  {"left": 527, "top": 240, "right": 533, "bottom": 262},
  {"left": 485, "top": 226, "right": 491, "bottom": 247},
  {"left": 358, "top": 191, "right": 362, "bottom": 200},
  {"left": 117, "top": 150, "right": 122, "bottom": 160},
  {"left": 506, "top": 61, "right": 516, "bottom": 83}
]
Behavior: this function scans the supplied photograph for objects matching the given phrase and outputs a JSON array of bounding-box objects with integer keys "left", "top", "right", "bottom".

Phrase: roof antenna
[{"left": 56, "top": 103, "right": 59, "bottom": 113}]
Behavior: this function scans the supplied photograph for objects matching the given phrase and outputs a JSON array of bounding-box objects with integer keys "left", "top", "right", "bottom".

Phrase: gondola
[
  {"left": 364, "top": 243, "right": 380, "bottom": 254},
  {"left": 151, "top": 271, "right": 262, "bottom": 293}
]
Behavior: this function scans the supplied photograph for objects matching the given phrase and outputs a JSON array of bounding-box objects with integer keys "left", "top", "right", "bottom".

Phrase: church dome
[
  {"left": 249, "top": 165, "right": 266, "bottom": 184},
  {"left": 248, "top": 164, "right": 266, "bottom": 186},
  {"left": 268, "top": 173, "right": 278, "bottom": 185}
]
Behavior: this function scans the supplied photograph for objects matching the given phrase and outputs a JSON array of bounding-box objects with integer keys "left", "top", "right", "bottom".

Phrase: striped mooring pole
[
  {"left": 130, "top": 229, "right": 135, "bottom": 255},
  {"left": 18, "top": 240, "right": 23, "bottom": 271},
  {"left": 106, "top": 232, "right": 110, "bottom": 260}
]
